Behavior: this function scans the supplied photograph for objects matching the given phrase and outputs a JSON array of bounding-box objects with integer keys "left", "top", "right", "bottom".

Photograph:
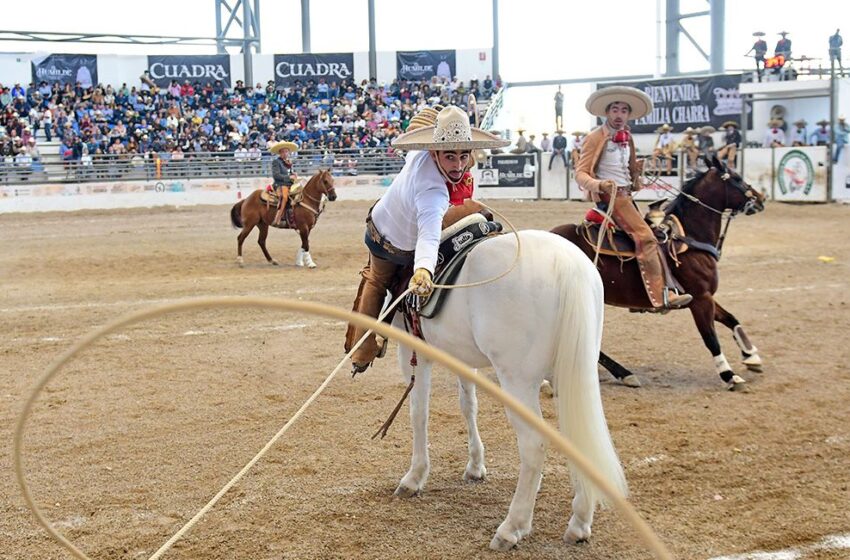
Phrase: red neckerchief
[{"left": 447, "top": 172, "right": 474, "bottom": 206}]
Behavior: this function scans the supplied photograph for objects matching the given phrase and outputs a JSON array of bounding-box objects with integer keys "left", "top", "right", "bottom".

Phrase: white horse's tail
[{"left": 552, "top": 250, "right": 627, "bottom": 510}]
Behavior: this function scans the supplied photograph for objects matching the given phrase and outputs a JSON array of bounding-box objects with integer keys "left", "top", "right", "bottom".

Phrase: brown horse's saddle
[
  {"left": 261, "top": 181, "right": 325, "bottom": 230},
  {"left": 579, "top": 201, "right": 690, "bottom": 261},
  {"left": 260, "top": 181, "right": 307, "bottom": 205}
]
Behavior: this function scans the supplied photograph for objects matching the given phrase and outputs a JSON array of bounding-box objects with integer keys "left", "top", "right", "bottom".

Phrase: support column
[
  {"left": 301, "top": 0, "right": 311, "bottom": 53},
  {"left": 665, "top": 0, "right": 679, "bottom": 75},
  {"left": 710, "top": 0, "right": 725, "bottom": 74},
  {"left": 368, "top": 0, "right": 377, "bottom": 79},
  {"left": 492, "top": 0, "right": 500, "bottom": 80},
  {"left": 243, "top": 0, "right": 253, "bottom": 84}
]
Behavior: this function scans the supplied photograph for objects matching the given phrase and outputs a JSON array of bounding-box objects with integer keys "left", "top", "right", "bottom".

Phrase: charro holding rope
[{"left": 344, "top": 105, "right": 509, "bottom": 374}]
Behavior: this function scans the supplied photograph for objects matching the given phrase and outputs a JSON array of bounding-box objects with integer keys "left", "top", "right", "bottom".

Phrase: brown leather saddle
[
  {"left": 260, "top": 182, "right": 316, "bottom": 229},
  {"left": 579, "top": 201, "right": 691, "bottom": 262}
]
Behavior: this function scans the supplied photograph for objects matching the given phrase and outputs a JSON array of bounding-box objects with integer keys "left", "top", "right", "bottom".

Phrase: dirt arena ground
[{"left": 2, "top": 199, "right": 849, "bottom": 560}]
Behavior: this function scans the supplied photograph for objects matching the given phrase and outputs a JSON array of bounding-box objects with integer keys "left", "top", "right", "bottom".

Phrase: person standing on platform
[
  {"left": 746, "top": 31, "right": 769, "bottom": 81},
  {"left": 829, "top": 29, "right": 844, "bottom": 77},
  {"left": 554, "top": 85, "right": 564, "bottom": 130}
]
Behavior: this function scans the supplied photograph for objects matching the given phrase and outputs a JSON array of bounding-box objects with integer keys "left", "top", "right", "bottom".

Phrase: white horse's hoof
[
  {"left": 539, "top": 380, "right": 554, "bottom": 398},
  {"left": 303, "top": 252, "right": 317, "bottom": 268},
  {"left": 463, "top": 463, "right": 487, "bottom": 483},
  {"left": 563, "top": 525, "right": 591, "bottom": 544},
  {"left": 726, "top": 375, "right": 749, "bottom": 392},
  {"left": 307, "top": 261, "right": 317, "bottom": 269},
  {"left": 621, "top": 374, "right": 642, "bottom": 388},
  {"left": 393, "top": 484, "right": 420, "bottom": 498},
  {"left": 489, "top": 533, "right": 518, "bottom": 551}
]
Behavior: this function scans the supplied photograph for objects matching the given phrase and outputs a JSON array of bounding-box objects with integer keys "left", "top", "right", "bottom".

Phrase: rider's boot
[
  {"left": 272, "top": 190, "right": 289, "bottom": 227},
  {"left": 348, "top": 255, "right": 399, "bottom": 374}
]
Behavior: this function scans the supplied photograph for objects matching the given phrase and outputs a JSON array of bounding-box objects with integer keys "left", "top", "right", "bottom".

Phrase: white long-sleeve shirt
[{"left": 371, "top": 150, "right": 449, "bottom": 274}]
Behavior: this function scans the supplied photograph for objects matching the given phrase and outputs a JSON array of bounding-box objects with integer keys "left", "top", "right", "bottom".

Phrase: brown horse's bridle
[
  {"left": 650, "top": 168, "right": 761, "bottom": 258},
  {"left": 299, "top": 173, "right": 336, "bottom": 216}
]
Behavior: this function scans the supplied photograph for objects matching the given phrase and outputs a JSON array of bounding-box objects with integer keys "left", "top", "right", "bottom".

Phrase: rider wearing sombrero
[
  {"left": 576, "top": 86, "right": 692, "bottom": 310},
  {"left": 269, "top": 140, "right": 299, "bottom": 227},
  {"left": 346, "top": 105, "right": 509, "bottom": 373}
]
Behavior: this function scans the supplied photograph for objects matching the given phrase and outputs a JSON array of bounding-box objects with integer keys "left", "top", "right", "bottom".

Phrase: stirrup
[{"left": 663, "top": 288, "right": 693, "bottom": 309}]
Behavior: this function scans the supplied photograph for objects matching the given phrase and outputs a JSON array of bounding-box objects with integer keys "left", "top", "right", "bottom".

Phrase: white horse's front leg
[
  {"left": 395, "top": 346, "right": 432, "bottom": 498},
  {"left": 490, "top": 379, "right": 546, "bottom": 551},
  {"left": 458, "top": 377, "right": 486, "bottom": 482}
]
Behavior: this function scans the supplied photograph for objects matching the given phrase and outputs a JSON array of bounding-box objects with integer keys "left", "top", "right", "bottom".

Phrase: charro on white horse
[{"left": 387, "top": 229, "right": 626, "bottom": 550}]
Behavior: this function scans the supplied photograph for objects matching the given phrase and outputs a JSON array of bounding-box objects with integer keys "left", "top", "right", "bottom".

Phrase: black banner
[
  {"left": 597, "top": 74, "right": 748, "bottom": 133},
  {"left": 31, "top": 54, "right": 98, "bottom": 88},
  {"left": 273, "top": 53, "right": 354, "bottom": 87},
  {"left": 479, "top": 154, "right": 537, "bottom": 187},
  {"left": 396, "top": 50, "right": 456, "bottom": 81},
  {"left": 146, "top": 55, "right": 231, "bottom": 88}
]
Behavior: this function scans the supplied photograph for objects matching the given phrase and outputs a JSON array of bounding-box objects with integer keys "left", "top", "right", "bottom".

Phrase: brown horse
[
  {"left": 230, "top": 169, "right": 337, "bottom": 268},
  {"left": 552, "top": 155, "right": 766, "bottom": 390}
]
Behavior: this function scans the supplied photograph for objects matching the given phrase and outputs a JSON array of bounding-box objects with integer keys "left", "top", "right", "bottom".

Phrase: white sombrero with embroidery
[
  {"left": 586, "top": 86, "right": 653, "bottom": 120},
  {"left": 392, "top": 106, "right": 510, "bottom": 151}
]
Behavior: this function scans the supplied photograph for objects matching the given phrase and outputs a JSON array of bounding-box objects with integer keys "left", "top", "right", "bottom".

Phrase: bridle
[
  {"left": 645, "top": 166, "right": 761, "bottom": 257},
  {"left": 300, "top": 171, "right": 336, "bottom": 216}
]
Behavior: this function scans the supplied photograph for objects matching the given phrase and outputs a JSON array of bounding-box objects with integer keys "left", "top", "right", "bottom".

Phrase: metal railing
[{"left": 0, "top": 148, "right": 406, "bottom": 185}]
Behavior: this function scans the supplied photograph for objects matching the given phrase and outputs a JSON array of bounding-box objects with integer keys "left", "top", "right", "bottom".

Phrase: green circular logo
[{"left": 777, "top": 150, "right": 814, "bottom": 195}]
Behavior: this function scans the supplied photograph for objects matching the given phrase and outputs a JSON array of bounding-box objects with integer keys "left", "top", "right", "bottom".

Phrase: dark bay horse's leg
[
  {"left": 236, "top": 215, "right": 255, "bottom": 267},
  {"left": 689, "top": 295, "right": 748, "bottom": 391},
  {"left": 256, "top": 222, "right": 278, "bottom": 265},
  {"left": 714, "top": 302, "right": 763, "bottom": 372},
  {"left": 598, "top": 351, "right": 641, "bottom": 387}
]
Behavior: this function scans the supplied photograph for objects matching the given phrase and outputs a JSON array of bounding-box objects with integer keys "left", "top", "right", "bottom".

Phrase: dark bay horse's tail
[{"left": 230, "top": 200, "right": 245, "bottom": 229}]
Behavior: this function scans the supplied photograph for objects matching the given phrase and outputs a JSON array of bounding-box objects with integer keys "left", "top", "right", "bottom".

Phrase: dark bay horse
[
  {"left": 230, "top": 169, "right": 337, "bottom": 268},
  {"left": 552, "top": 155, "right": 766, "bottom": 390}
]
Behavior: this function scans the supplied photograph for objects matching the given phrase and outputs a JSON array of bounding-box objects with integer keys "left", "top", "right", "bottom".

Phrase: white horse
[{"left": 391, "top": 230, "right": 627, "bottom": 550}]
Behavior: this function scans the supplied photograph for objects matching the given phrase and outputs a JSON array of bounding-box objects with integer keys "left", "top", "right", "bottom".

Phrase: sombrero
[
  {"left": 816, "top": 119, "right": 829, "bottom": 126},
  {"left": 555, "top": 129, "right": 565, "bottom": 134},
  {"left": 405, "top": 105, "right": 443, "bottom": 132},
  {"left": 700, "top": 125, "right": 716, "bottom": 134},
  {"left": 753, "top": 31, "right": 766, "bottom": 37},
  {"left": 268, "top": 140, "right": 298, "bottom": 154},
  {"left": 721, "top": 120, "right": 739, "bottom": 129},
  {"left": 683, "top": 127, "right": 697, "bottom": 134},
  {"left": 793, "top": 118, "right": 808, "bottom": 126},
  {"left": 571, "top": 130, "right": 585, "bottom": 137},
  {"left": 586, "top": 86, "right": 653, "bottom": 120},
  {"left": 657, "top": 123, "right": 672, "bottom": 132},
  {"left": 392, "top": 106, "right": 510, "bottom": 151}
]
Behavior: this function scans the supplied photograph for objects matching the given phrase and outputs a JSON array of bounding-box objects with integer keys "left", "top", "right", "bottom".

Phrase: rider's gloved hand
[
  {"left": 409, "top": 268, "right": 434, "bottom": 297},
  {"left": 598, "top": 179, "right": 616, "bottom": 194}
]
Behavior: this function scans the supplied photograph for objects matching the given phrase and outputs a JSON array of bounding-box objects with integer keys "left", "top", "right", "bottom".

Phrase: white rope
[{"left": 15, "top": 297, "right": 673, "bottom": 560}]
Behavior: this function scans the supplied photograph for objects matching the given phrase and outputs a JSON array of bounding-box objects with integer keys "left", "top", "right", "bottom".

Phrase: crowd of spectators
[{"left": 0, "top": 74, "right": 501, "bottom": 181}]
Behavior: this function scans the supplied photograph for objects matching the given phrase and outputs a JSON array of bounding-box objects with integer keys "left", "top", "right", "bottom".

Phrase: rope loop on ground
[{"left": 15, "top": 297, "right": 672, "bottom": 560}]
